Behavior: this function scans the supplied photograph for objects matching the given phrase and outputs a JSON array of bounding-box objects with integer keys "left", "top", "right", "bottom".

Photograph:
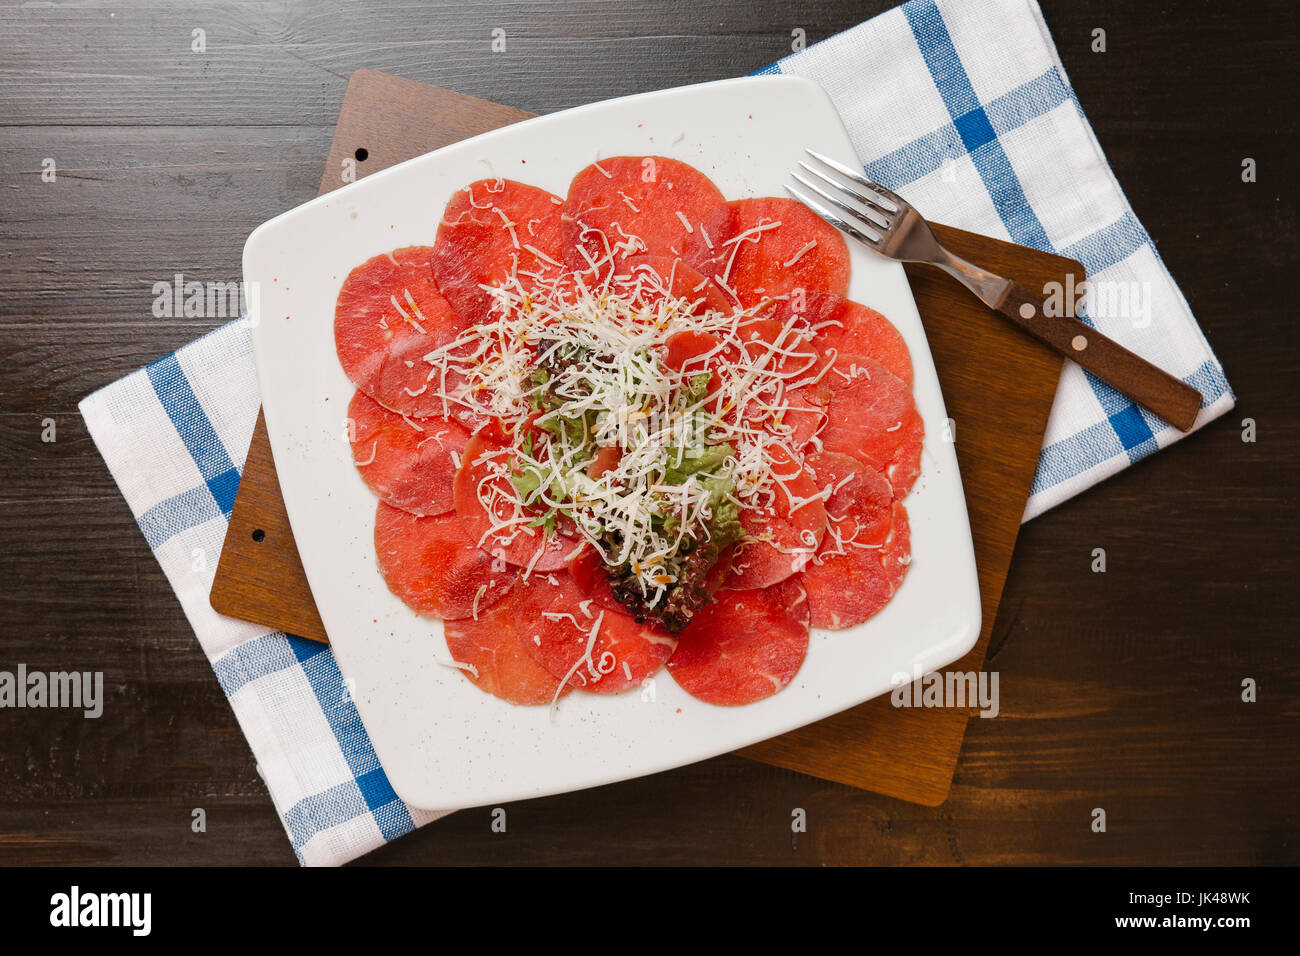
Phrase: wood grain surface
[
  {"left": 1, "top": 0, "right": 1296, "bottom": 866},
  {"left": 208, "top": 71, "right": 1068, "bottom": 806}
]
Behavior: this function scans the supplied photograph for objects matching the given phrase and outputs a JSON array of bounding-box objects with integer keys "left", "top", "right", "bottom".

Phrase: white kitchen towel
[
  {"left": 79, "top": 0, "right": 1232, "bottom": 865},
  {"left": 763, "top": 0, "right": 1232, "bottom": 517}
]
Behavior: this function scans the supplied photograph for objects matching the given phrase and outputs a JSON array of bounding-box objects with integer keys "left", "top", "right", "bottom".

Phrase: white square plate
[{"left": 245, "top": 76, "right": 981, "bottom": 810}]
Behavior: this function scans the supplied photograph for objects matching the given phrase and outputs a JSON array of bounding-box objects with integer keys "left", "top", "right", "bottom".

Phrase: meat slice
[
  {"left": 452, "top": 434, "right": 580, "bottom": 571},
  {"left": 431, "top": 179, "right": 567, "bottom": 325},
  {"left": 800, "top": 501, "right": 911, "bottom": 630},
  {"left": 694, "top": 198, "right": 849, "bottom": 320},
  {"left": 374, "top": 503, "right": 516, "bottom": 620},
  {"left": 348, "top": 390, "right": 469, "bottom": 516},
  {"left": 667, "top": 578, "right": 810, "bottom": 705},
  {"left": 725, "top": 446, "right": 826, "bottom": 590},
  {"left": 821, "top": 354, "right": 924, "bottom": 497},
  {"left": 512, "top": 571, "right": 675, "bottom": 694},
  {"left": 814, "top": 300, "right": 913, "bottom": 387},
  {"left": 563, "top": 156, "right": 727, "bottom": 271},
  {"left": 334, "top": 246, "right": 467, "bottom": 417},
  {"left": 443, "top": 598, "right": 571, "bottom": 705}
]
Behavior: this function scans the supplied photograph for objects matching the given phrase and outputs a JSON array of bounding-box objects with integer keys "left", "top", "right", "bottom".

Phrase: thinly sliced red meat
[
  {"left": 814, "top": 301, "right": 913, "bottom": 387},
  {"left": 348, "top": 390, "right": 469, "bottom": 516},
  {"left": 374, "top": 503, "right": 516, "bottom": 620},
  {"left": 734, "top": 318, "right": 831, "bottom": 447},
  {"left": 585, "top": 445, "right": 622, "bottom": 480},
  {"left": 432, "top": 179, "right": 567, "bottom": 325},
  {"left": 736, "top": 319, "right": 823, "bottom": 384},
  {"left": 512, "top": 571, "right": 675, "bottom": 694},
  {"left": 725, "top": 445, "right": 826, "bottom": 590},
  {"left": 567, "top": 548, "right": 625, "bottom": 615},
  {"left": 783, "top": 289, "right": 845, "bottom": 332},
  {"left": 334, "top": 246, "right": 467, "bottom": 417},
  {"left": 806, "top": 451, "right": 894, "bottom": 546},
  {"left": 665, "top": 316, "right": 826, "bottom": 408},
  {"left": 662, "top": 328, "right": 730, "bottom": 406},
  {"left": 443, "top": 598, "right": 571, "bottom": 705},
  {"left": 421, "top": 340, "right": 501, "bottom": 436},
  {"left": 783, "top": 388, "right": 826, "bottom": 449},
  {"left": 821, "top": 354, "right": 924, "bottom": 496},
  {"left": 617, "top": 255, "right": 731, "bottom": 315},
  {"left": 664, "top": 329, "right": 723, "bottom": 372},
  {"left": 452, "top": 434, "right": 580, "bottom": 571},
  {"left": 800, "top": 501, "right": 911, "bottom": 630},
  {"left": 563, "top": 156, "right": 726, "bottom": 271},
  {"left": 695, "top": 198, "right": 849, "bottom": 320},
  {"left": 667, "top": 578, "right": 810, "bottom": 705}
]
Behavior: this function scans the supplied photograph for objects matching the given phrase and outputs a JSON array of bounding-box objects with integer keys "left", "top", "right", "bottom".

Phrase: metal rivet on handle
[
  {"left": 1071, "top": 335, "right": 1088, "bottom": 351},
  {"left": 1019, "top": 302, "right": 1036, "bottom": 319}
]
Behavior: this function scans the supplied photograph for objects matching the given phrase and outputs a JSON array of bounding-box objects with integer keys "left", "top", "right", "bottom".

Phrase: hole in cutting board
[
  {"left": 354, "top": 147, "right": 368, "bottom": 162},
  {"left": 251, "top": 529, "right": 266, "bottom": 543}
]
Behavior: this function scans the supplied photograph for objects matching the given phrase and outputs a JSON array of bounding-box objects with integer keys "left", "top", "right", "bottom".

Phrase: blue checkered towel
[
  {"left": 80, "top": 322, "right": 450, "bottom": 865},
  {"left": 762, "top": 0, "right": 1232, "bottom": 518},
  {"left": 80, "top": 0, "right": 1232, "bottom": 865}
]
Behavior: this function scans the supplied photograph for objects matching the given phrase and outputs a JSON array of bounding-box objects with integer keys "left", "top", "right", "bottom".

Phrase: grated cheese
[
  {"left": 783, "top": 240, "right": 818, "bottom": 268},
  {"left": 353, "top": 440, "right": 378, "bottom": 467},
  {"left": 412, "top": 218, "right": 834, "bottom": 600}
]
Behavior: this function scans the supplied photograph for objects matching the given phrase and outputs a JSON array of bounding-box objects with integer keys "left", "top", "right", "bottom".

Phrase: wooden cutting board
[{"left": 211, "top": 69, "right": 1072, "bottom": 806}]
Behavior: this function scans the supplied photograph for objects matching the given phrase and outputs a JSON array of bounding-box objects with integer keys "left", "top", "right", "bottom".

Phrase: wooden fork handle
[{"left": 994, "top": 280, "right": 1203, "bottom": 432}]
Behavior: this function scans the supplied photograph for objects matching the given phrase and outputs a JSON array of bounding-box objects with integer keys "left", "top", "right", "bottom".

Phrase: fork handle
[{"left": 994, "top": 281, "right": 1203, "bottom": 432}]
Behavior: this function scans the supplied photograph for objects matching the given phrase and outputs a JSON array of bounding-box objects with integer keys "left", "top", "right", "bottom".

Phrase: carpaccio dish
[{"left": 334, "top": 155, "right": 921, "bottom": 708}]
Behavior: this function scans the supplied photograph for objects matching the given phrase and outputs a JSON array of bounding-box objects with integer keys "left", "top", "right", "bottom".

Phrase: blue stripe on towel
[{"left": 145, "top": 354, "right": 241, "bottom": 516}]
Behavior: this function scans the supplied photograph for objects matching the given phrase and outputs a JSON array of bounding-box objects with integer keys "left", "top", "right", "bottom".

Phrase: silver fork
[{"left": 789, "top": 149, "right": 1202, "bottom": 432}]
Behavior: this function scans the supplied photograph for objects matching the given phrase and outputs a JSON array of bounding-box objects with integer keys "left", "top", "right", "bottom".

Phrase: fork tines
[{"left": 786, "top": 149, "right": 902, "bottom": 248}]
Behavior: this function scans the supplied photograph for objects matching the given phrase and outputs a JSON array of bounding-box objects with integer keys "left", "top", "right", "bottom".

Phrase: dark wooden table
[{"left": 0, "top": 0, "right": 1295, "bottom": 866}]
